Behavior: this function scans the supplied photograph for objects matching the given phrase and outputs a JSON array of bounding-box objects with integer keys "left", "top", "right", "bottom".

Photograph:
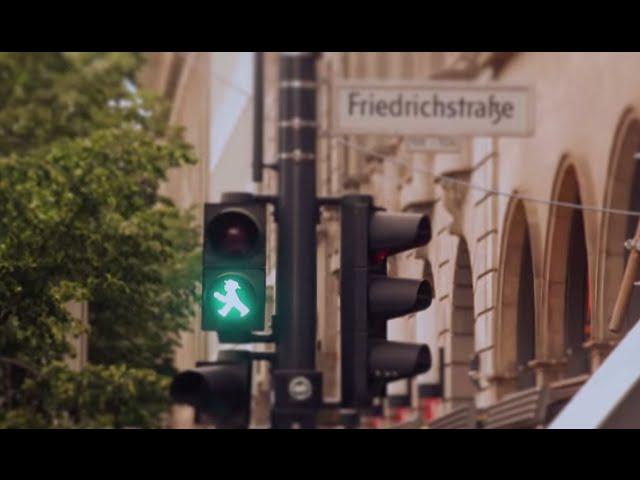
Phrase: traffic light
[
  {"left": 170, "top": 351, "right": 252, "bottom": 429},
  {"left": 203, "top": 195, "right": 266, "bottom": 343},
  {"left": 340, "top": 194, "right": 433, "bottom": 409}
]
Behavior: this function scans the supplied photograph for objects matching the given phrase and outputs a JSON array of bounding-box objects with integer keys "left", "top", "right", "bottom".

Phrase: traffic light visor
[
  {"left": 369, "top": 277, "right": 433, "bottom": 318},
  {"left": 170, "top": 360, "right": 251, "bottom": 429},
  {"left": 369, "top": 341, "right": 432, "bottom": 379},
  {"left": 416, "top": 280, "right": 432, "bottom": 310},
  {"left": 170, "top": 369, "right": 208, "bottom": 406},
  {"left": 369, "top": 212, "right": 431, "bottom": 256}
]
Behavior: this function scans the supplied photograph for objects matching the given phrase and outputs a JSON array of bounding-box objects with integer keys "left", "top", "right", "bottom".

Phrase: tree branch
[{"left": 0, "top": 357, "right": 40, "bottom": 378}]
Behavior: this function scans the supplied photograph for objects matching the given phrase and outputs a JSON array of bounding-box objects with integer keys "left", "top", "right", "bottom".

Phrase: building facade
[
  {"left": 137, "top": 52, "right": 640, "bottom": 427},
  {"left": 258, "top": 52, "right": 640, "bottom": 427},
  {"left": 140, "top": 52, "right": 275, "bottom": 427},
  {"left": 139, "top": 52, "right": 212, "bottom": 371}
]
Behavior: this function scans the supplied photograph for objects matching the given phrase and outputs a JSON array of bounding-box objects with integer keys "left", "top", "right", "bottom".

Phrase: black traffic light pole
[
  {"left": 272, "top": 52, "right": 322, "bottom": 428},
  {"left": 172, "top": 52, "right": 433, "bottom": 429},
  {"left": 252, "top": 52, "right": 265, "bottom": 183}
]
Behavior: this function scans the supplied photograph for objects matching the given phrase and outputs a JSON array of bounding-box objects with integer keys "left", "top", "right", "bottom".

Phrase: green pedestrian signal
[
  {"left": 214, "top": 279, "right": 250, "bottom": 318},
  {"left": 203, "top": 197, "right": 266, "bottom": 342},
  {"left": 211, "top": 276, "right": 254, "bottom": 320}
]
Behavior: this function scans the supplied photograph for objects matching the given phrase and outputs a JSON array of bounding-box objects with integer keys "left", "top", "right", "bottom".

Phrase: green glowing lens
[{"left": 210, "top": 274, "right": 255, "bottom": 322}]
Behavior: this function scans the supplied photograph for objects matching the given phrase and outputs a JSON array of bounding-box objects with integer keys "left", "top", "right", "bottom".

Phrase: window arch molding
[
  {"left": 444, "top": 236, "right": 476, "bottom": 411},
  {"left": 596, "top": 107, "right": 640, "bottom": 342},
  {"left": 541, "top": 156, "right": 595, "bottom": 380},
  {"left": 495, "top": 198, "right": 538, "bottom": 397}
]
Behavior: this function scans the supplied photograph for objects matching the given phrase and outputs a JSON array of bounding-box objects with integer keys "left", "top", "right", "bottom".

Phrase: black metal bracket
[
  {"left": 217, "top": 331, "right": 275, "bottom": 344},
  {"left": 198, "top": 349, "right": 275, "bottom": 365},
  {"left": 248, "top": 332, "right": 275, "bottom": 343},
  {"left": 262, "top": 162, "right": 280, "bottom": 172},
  {"left": 219, "top": 191, "right": 277, "bottom": 206},
  {"left": 317, "top": 196, "right": 342, "bottom": 207},
  {"left": 249, "top": 351, "right": 276, "bottom": 362},
  {"left": 252, "top": 193, "right": 278, "bottom": 205}
]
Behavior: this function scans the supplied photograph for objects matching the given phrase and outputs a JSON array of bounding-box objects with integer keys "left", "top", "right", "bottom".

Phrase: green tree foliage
[{"left": 0, "top": 53, "right": 200, "bottom": 427}]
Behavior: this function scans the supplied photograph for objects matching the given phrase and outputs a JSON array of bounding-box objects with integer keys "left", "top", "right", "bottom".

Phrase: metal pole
[
  {"left": 272, "top": 52, "right": 321, "bottom": 428},
  {"left": 609, "top": 221, "right": 640, "bottom": 333},
  {"left": 252, "top": 52, "right": 264, "bottom": 183}
]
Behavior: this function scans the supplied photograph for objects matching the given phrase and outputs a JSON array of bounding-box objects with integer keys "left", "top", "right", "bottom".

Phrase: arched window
[
  {"left": 621, "top": 147, "right": 640, "bottom": 333},
  {"left": 599, "top": 111, "right": 640, "bottom": 341},
  {"left": 545, "top": 161, "right": 591, "bottom": 379},
  {"left": 564, "top": 199, "right": 590, "bottom": 377},
  {"left": 497, "top": 200, "right": 536, "bottom": 395},
  {"left": 446, "top": 238, "right": 475, "bottom": 409},
  {"left": 516, "top": 229, "right": 536, "bottom": 389}
]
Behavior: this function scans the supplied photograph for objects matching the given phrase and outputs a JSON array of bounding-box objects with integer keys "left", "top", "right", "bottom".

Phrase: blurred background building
[
  {"left": 138, "top": 52, "right": 212, "bottom": 372},
  {"left": 138, "top": 52, "right": 270, "bottom": 426},
  {"left": 139, "top": 52, "right": 640, "bottom": 428}
]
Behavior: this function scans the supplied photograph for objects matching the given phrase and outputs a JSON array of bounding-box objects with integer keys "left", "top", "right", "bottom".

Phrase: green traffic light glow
[{"left": 210, "top": 274, "right": 255, "bottom": 322}]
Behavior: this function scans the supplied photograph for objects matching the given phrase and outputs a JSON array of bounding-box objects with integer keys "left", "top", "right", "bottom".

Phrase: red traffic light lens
[
  {"left": 370, "top": 250, "right": 388, "bottom": 264},
  {"left": 209, "top": 212, "right": 259, "bottom": 257}
]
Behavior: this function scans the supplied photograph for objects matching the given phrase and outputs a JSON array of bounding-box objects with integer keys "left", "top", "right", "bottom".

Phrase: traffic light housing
[
  {"left": 170, "top": 351, "right": 252, "bottom": 429},
  {"left": 203, "top": 196, "right": 266, "bottom": 343},
  {"left": 340, "top": 194, "right": 433, "bottom": 409}
]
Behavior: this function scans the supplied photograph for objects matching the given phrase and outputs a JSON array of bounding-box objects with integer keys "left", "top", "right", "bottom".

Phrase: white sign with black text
[
  {"left": 333, "top": 80, "right": 534, "bottom": 137},
  {"left": 405, "top": 136, "right": 463, "bottom": 153}
]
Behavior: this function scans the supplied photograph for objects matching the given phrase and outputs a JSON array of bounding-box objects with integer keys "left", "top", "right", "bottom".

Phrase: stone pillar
[
  {"left": 530, "top": 358, "right": 567, "bottom": 385},
  {"left": 584, "top": 339, "right": 617, "bottom": 371},
  {"left": 470, "top": 138, "right": 500, "bottom": 408}
]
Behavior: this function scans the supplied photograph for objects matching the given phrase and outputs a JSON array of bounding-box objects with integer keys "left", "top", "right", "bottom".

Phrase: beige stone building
[
  {"left": 131, "top": 52, "right": 640, "bottom": 428},
  {"left": 139, "top": 52, "right": 212, "bottom": 371},
  {"left": 258, "top": 52, "right": 640, "bottom": 428},
  {"left": 140, "top": 53, "right": 275, "bottom": 427}
]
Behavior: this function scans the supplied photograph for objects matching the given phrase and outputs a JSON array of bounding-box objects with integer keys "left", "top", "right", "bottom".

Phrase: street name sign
[
  {"left": 333, "top": 80, "right": 534, "bottom": 137},
  {"left": 405, "top": 135, "right": 463, "bottom": 153}
]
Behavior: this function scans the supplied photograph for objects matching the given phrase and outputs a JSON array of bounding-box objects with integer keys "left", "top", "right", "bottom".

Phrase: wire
[
  {"left": 211, "top": 70, "right": 253, "bottom": 98},
  {"left": 333, "top": 137, "right": 640, "bottom": 218},
  {"left": 203, "top": 59, "right": 640, "bottom": 219}
]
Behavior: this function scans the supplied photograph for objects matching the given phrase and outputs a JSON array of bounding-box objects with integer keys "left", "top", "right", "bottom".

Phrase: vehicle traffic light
[
  {"left": 203, "top": 195, "right": 266, "bottom": 343},
  {"left": 170, "top": 351, "right": 252, "bottom": 429},
  {"left": 340, "top": 194, "right": 433, "bottom": 410}
]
